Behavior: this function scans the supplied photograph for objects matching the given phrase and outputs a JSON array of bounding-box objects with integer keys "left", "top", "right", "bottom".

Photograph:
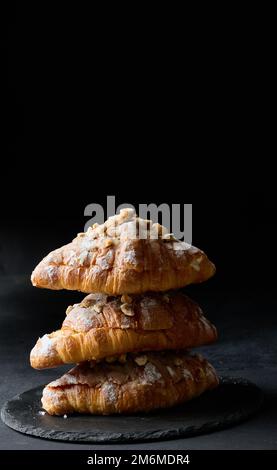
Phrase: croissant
[
  {"left": 42, "top": 351, "right": 219, "bottom": 415},
  {"left": 30, "top": 291, "right": 217, "bottom": 369},
  {"left": 31, "top": 209, "right": 215, "bottom": 295}
]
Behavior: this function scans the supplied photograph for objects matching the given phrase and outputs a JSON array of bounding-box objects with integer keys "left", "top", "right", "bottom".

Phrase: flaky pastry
[
  {"left": 31, "top": 209, "right": 215, "bottom": 295},
  {"left": 30, "top": 292, "right": 217, "bottom": 369},
  {"left": 41, "top": 351, "right": 219, "bottom": 415}
]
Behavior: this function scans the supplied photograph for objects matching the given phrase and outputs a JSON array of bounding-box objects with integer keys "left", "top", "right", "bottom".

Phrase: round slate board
[{"left": 1, "top": 377, "right": 264, "bottom": 443}]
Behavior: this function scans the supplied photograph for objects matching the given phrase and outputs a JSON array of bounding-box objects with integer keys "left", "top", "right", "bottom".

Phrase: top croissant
[{"left": 31, "top": 209, "right": 215, "bottom": 295}]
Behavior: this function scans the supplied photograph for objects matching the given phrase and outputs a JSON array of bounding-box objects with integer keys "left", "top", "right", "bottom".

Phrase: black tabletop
[{"left": 0, "top": 277, "right": 276, "bottom": 450}]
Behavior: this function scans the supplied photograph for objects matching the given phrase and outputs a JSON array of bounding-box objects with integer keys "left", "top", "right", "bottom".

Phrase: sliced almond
[
  {"left": 174, "top": 358, "right": 183, "bottom": 366},
  {"left": 163, "top": 233, "right": 177, "bottom": 241},
  {"left": 190, "top": 260, "right": 201, "bottom": 271},
  {"left": 92, "top": 223, "right": 99, "bottom": 229},
  {"left": 134, "top": 355, "right": 148, "bottom": 366},
  {"left": 94, "top": 302, "right": 105, "bottom": 313},
  {"left": 81, "top": 299, "right": 93, "bottom": 308},
  {"left": 104, "top": 238, "right": 113, "bottom": 248},
  {"left": 77, "top": 232, "right": 85, "bottom": 238},
  {"left": 167, "top": 366, "right": 175, "bottom": 377},
  {"left": 151, "top": 223, "right": 166, "bottom": 238},
  {"left": 120, "top": 303, "right": 135, "bottom": 316},
  {"left": 65, "top": 305, "right": 74, "bottom": 315},
  {"left": 121, "top": 294, "right": 132, "bottom": 304}
]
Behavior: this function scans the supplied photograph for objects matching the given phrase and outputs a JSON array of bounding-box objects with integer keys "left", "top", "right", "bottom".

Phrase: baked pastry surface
[
  {"left": 30, "top": 292, "right": 217, "bottom": 369},
  {"left": 42, "top": 351, "right": 219, "bottom": 415},
  {"left": 31, "top": 209, "right": 215, "bottom": 295}
]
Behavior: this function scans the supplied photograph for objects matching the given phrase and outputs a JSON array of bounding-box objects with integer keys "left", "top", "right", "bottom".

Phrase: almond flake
[
  {"left": 66, "top": 305, "right": 74, "bottom": 315},
  {"left": 134, "top": 355, "right": 148, "bottom": 366},
  {"left": 174, "top": 358, "right": 183, "bottom": 366},
  {"left": 94, "top": 302, "right": 105, "bottom": 313},
  {"left": 120, "top": 303, "right": 135, "bottom": 316},
  {"left": 81, "top": 299, "right": 93, "bottom": 308},
  {"left": 190, "top": 260, "right": 201, "bottom": 271},
  {"left": 163, "top": 233, "right": 177, "bottom": 241},
  {"left": 167, "top": 366, "right": 175, "bottom": 377},
  {"left": 104, "top": 238, "right": 113, "bottom": 248}
]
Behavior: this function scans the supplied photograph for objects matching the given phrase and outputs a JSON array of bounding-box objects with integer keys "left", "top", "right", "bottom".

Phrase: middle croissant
[{"left": 30, "top": 291, "right": 217, "bottom": 369}]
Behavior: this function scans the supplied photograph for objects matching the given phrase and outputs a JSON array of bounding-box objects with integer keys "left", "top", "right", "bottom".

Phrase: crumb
[
  {"left": 38, "top": 410, "right": 46, "bottom": 416},
  {"left": 63, "top": 414, "right": 68, "bottom": 419}
]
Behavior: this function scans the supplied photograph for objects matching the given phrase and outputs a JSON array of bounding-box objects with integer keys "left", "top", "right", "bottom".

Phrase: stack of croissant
[{"left": 30, "top": 209, "right": 219, "bottom": 416}]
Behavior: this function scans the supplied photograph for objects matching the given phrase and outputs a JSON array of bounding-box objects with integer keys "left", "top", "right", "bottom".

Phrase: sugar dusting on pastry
[
  {"left": 75, "top": 310, "right": 98, "bottom": 331},
  {"left": 140, "top": 296, "right": 159, "bottom": 310},
  {"left": 33, "top": 334, "right": 56, "bottom": 358},
  {"left": 77, "top": 251, "right": 90, "bottom": 266},
  {"left": 44, "top": 266, "right": 57, "bottom": 280},
  {"left": 96, "top": 250, "right": 113, "bottom": 270},
  {"left": 42, "top": 387, "right": 64, "bottom": 407},
  {"left": 101, "top": 382, "right": 118, "bottom": 404},
  {"left": 40, "top": 352, "right": 219, "bottom": 415},
  {"left": 85, "top": 208, "right": 171, "bottom": 242},
  {"left": 142, "top": 362, "right": 162, "bottom": 384},
  {"left": 45, "top": 372, "right": 79, "bottom": 389},
  {"left": 119, "top": 314, "right": 132, "bottom": 329},
  {"left": 122, "top": 250, "right": 138, "bottom": 266}
]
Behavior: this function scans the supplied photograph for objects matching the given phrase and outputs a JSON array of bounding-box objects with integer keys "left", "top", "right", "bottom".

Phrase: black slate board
[{"left": 1, "top": 377, "right": 264, "bottom": 443}]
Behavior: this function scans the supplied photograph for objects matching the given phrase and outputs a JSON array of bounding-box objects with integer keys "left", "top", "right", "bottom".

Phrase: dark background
[
  {"left": 0, "top": 4, "right": 276, "bottom": 450},
  {"left": 2, "top": 4, "right": 276, "bottom": 289}
]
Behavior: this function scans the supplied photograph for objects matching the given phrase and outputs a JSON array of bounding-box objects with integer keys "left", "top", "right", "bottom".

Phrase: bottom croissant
[{"left": 42, "top": 351, "right": 219, "bottom": 415}]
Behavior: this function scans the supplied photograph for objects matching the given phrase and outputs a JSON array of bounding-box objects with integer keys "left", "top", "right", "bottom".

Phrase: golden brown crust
[
  {"left": 30, "top": 292, "right": 217, "bottom": 369},
  {"left": 41, "top": 351, "right": 219, "bottom": 415},
  {"left": 31, "top": 209, "right": 215, "bottom": 295}
]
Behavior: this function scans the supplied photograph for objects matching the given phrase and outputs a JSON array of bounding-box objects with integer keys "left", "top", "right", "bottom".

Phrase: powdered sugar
[
  {"left": 85, "top": 209, "right": 172, "bottom": 242},
  {"left": 101, "top": 382, "right": 118, "bottom": 404},
  {"left": 143, "top": 362, "right": 162, "bottom": 384},
  {"left": 122, "top": 250, "right": 137, "bottom": 266},
  {"left": 139, "top": 297, "right": 160, "bottom": 327},
  {"left": 120, "top": 314, "right": 132, "bottom": 329},
  {"left": 187, "top": 245, "right": 200, "bottom": 254},
  {"left": 72, "top": 309, "right": 98, "bottom": 331},
  {"left": 49, "top": 373, "right": 79, "bottom": 388},
  {"left": 42, "top": 387, "right": 64, "bottom": 406},
  {"left": 140, "top": 297, "right": 158, "bottom": 309},
  {"left": 80, "top": 237, "right": 96, "bottom": 250},
  {"left": 33, "top": 334, "right": 56, "bottom": 358},
  {"left": 96, "top": 250, "right": 113, "bottom": 270},
  {"left": 45, "top": 266, "right": 57, "bottom": 280},
  {"left": 77, "top": 250, "right": 89, "bottom": 266}
]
